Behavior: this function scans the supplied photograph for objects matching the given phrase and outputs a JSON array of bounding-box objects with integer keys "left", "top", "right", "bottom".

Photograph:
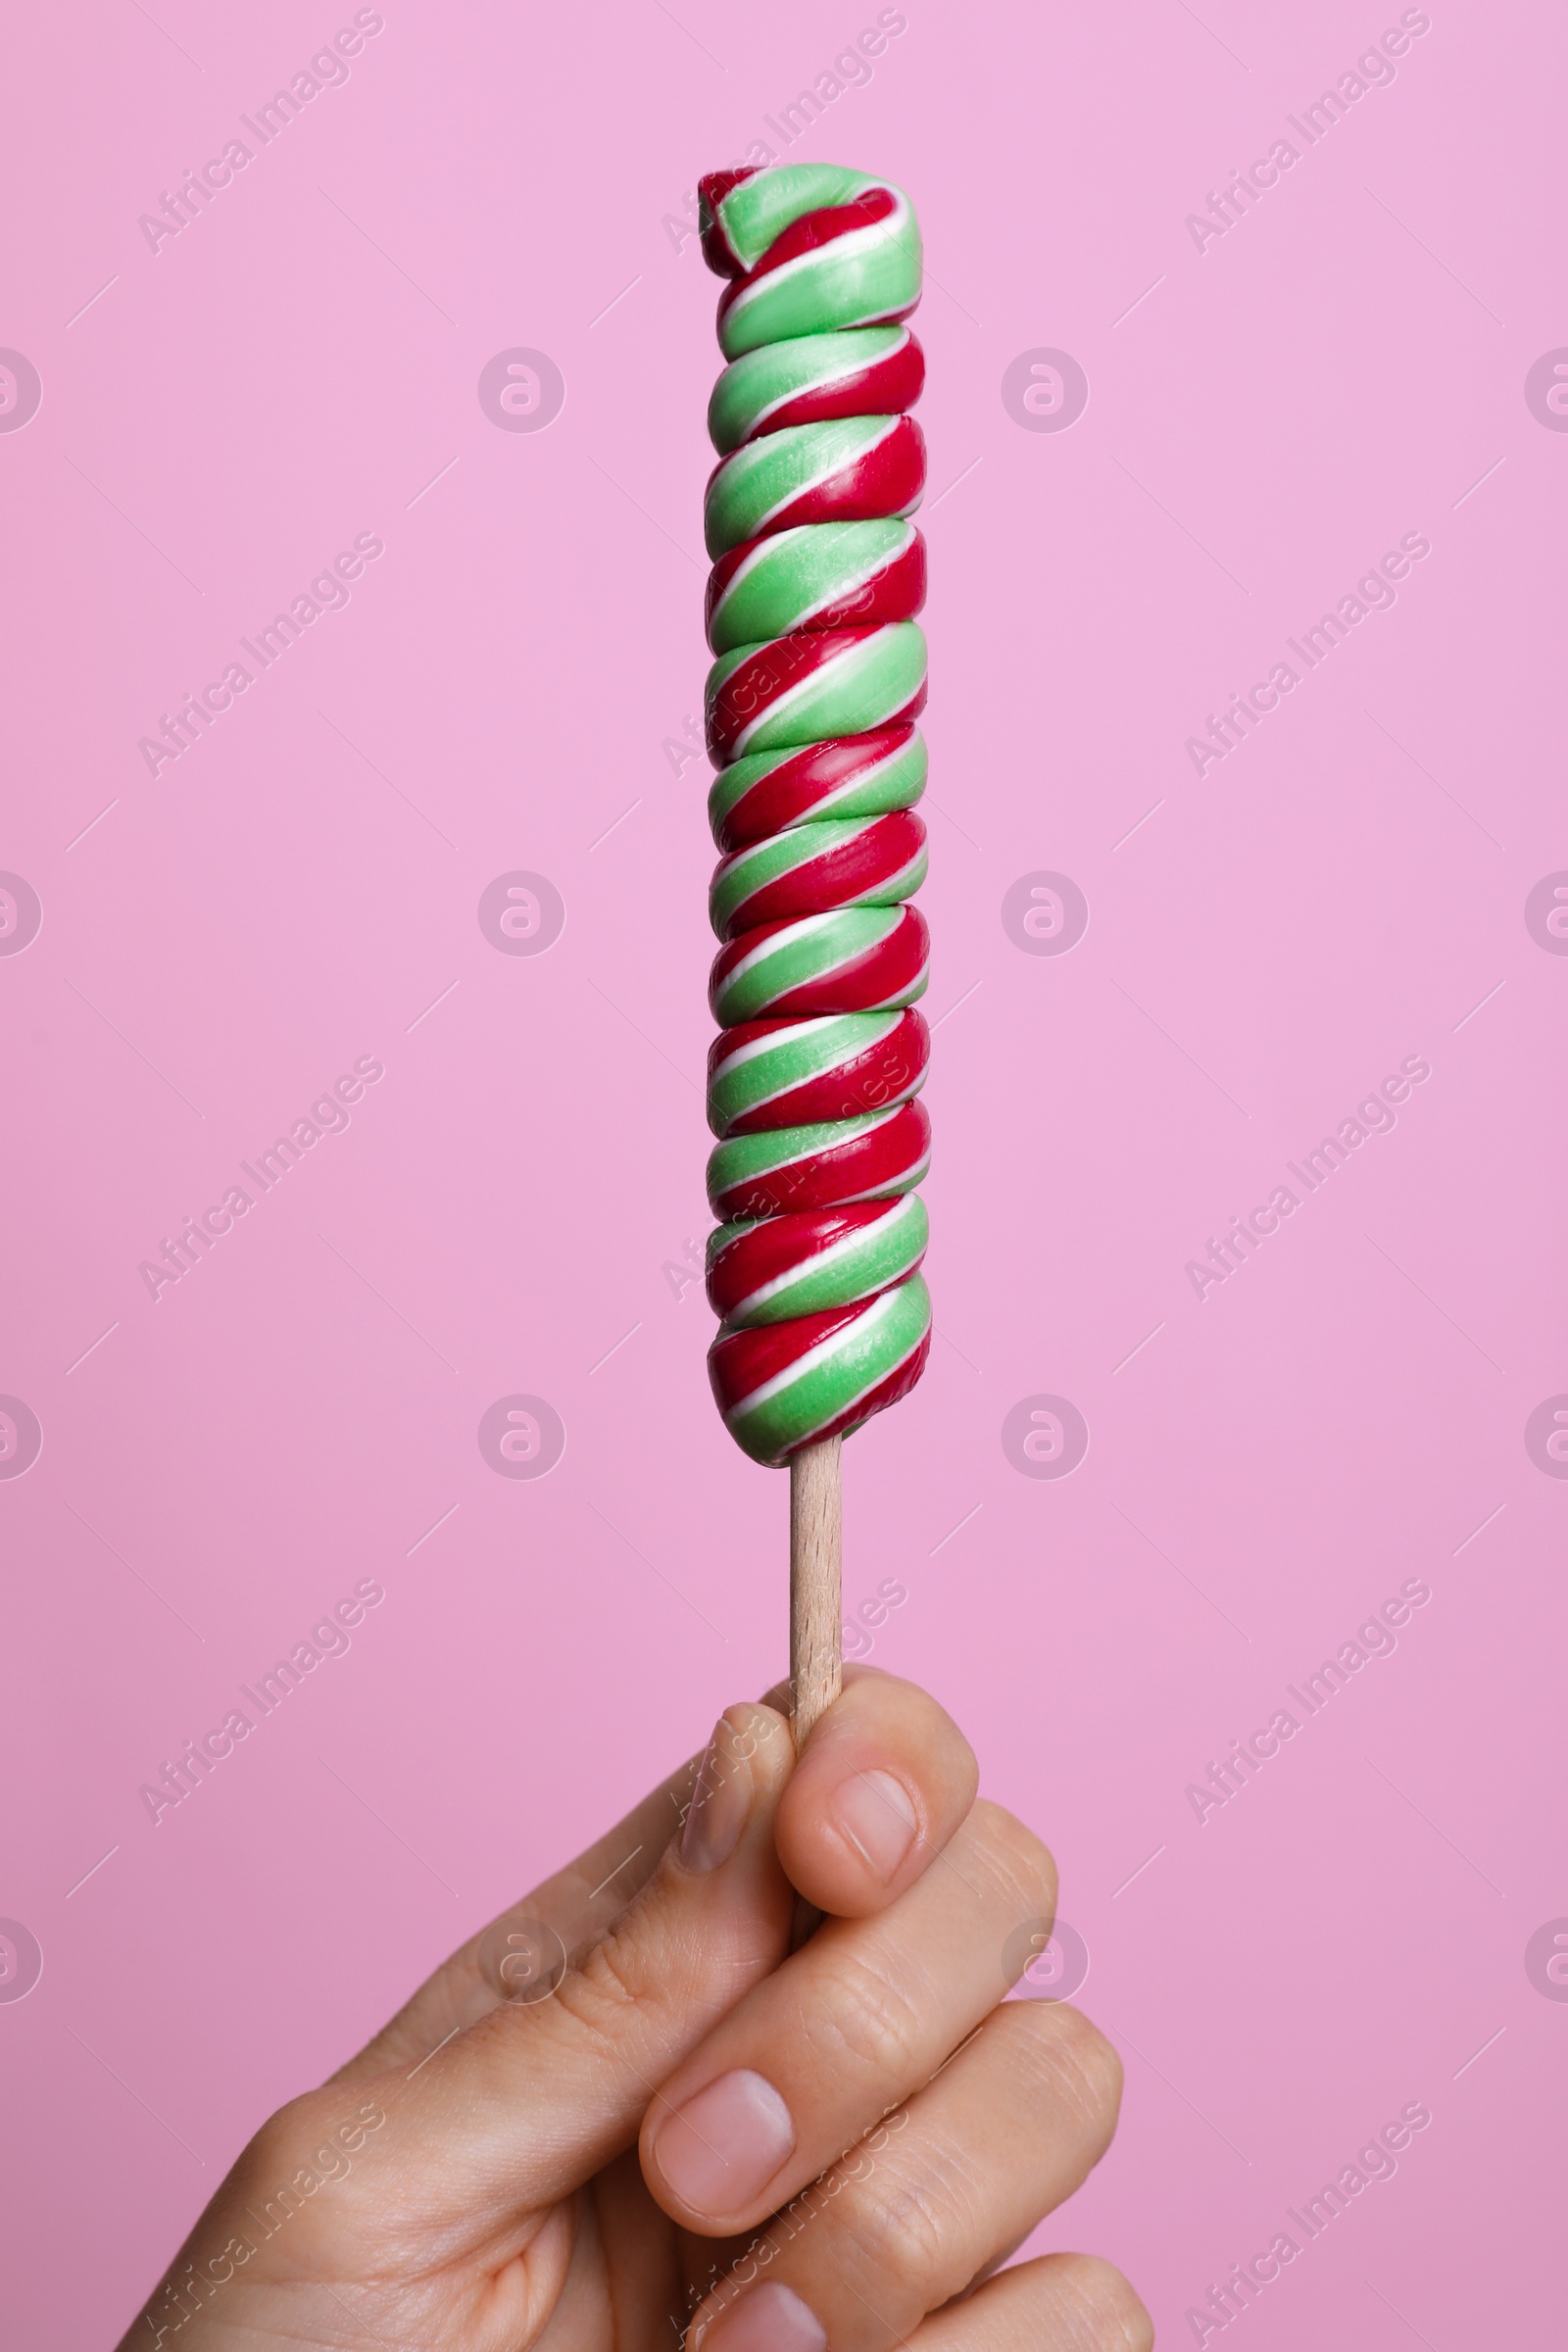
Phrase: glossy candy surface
[
  {"left": 709, "top": 1275, "right": 933, "bottom": 1466},
  {"left": 706, "top": 622, "right": 927, "bottom": 765},
  {"left": 706, "top": 1099, "right": 931, "bottom": 1223},
  {"left": 698, "top": 163, "right": 934, "bottom": 1462},
  {"left": 707, "top": 1005, "right": 928, "bottom": 1140},
  {"left": 705, "top": 415, "right": 926, "bottom": 560},
  {"left": 708, "top": 325, "right": 924, "bottom": 454},
  {"left": 707, "top": 1195, "right": 929, "bottom": 1329},
  {"left": 709, "top": 905, "right": 929, "bottom": 1025},
  {"left": 706, "top": 519, "right": 925, "bottom": 655},
  {"left": 710, "top": 810, "right": 927, "bottom": 939},
  {"left": 709, "top": 725, "right": 927, "bottom": 850},
  {"left": 706, "top": 172, "right": 922, "bottom": 358}
]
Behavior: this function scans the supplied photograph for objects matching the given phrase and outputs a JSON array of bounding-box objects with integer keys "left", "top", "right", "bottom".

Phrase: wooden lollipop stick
[{"left": 790, "top": 1435, "right": 843, "bottom": 1748}]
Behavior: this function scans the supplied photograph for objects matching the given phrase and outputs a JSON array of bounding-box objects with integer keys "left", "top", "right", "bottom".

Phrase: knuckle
[
  {"left": 968, "top": 1798, "right": 1059, "bottom": 1923},
  {"left": 1051, "top": 2253, "right": 1154, "bottom": 2350},
  {"left": 1007, "top": 2002, "right": 1124, "bottom": 2143},
  {"left": 252, "top": 2089, "right": 335, "bottom": 2167},
  {"left": 236, "top": 2088, "right": 383, "bottom": 2219},
  {"left": 241, "top": 2101, "right": 305, "bottom": 2185},
  {"left": 544, "top": 1924, "right": 655, "bottom": 2046},
  {"left": 808, "top": 1948, "right": 925, "bottom": 2084},
  {"left": 839, "top": 2164, "right": 952, "bottom": 2299}
]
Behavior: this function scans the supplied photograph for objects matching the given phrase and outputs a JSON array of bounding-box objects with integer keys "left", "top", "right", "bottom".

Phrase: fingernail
[
  {"left": 679, "top": 1719, "right": 751, "bottom": 1874},
  {"left": 701, "top": 2281, "right": 826, "bottom": 2352},
  {"left": 652, "top": 2067, "right": 795, "bottom": 2218},
  {"left": 830, "top": 1767, "right": 918, "bottom": 1879}
]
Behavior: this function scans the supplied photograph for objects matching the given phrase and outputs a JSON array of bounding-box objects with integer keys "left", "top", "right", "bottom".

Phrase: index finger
[
  {"left": 331, "top": 1667, "right": 977, "bottom": 2082},
  {"left": 331, "top": 1734, "right": 714, "bottom": 2082}
]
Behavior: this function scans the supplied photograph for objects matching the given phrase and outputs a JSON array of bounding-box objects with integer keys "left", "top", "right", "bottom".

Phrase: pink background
[{"left": 2, "top": 1, "right": 1563, "bottom": 2340}]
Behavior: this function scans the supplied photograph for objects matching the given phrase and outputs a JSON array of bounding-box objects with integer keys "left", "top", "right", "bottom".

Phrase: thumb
[{"left": 368, "top": 1701, "right": 797, "bottom": 2228}]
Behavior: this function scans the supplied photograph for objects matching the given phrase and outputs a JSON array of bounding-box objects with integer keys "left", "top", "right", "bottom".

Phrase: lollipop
[{"left": 698, "top": 163, "right": 932, "bottom": 1739}]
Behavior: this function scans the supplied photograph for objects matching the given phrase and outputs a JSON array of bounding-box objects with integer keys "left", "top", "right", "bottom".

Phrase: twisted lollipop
[{"left": 698, "top": 165, "right": 932, "bottom": 1735}]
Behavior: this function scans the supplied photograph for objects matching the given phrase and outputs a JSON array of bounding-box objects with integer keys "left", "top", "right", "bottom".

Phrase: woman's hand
[{"left": 119, "top": 1669, "right": 1148, "bottom": 2351}]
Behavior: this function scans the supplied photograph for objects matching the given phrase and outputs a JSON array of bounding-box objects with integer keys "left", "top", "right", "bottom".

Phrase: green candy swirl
[
  {"left": 708, "top": 325, "right": 915, "bottom": 454},
  {"left": 707, "top": 622, "right": 926, "bottom": 760},
  {"left": 705, "top": 415, "right": 916, "bottom": 560},
  {"left": 708, "top": 729, "right": 928, "bottom": 844},
  {"left": 714, "top": 172, "right": 921, "bottom": 359},
  {"left": 708, "top": 1008, "right": 918, "bottom": 1137},
  {"left": 709, "top": 519, "right": 916, "bottom": 655},
  {"left": 719, "top": 1273, "right": 933, "bottom": 1464},
  {"left": 709, "top": 813, "right": 926, "bottom": 939},
  {"left": 710, "top": 1195, "right": 929, "bottom": 1330}
]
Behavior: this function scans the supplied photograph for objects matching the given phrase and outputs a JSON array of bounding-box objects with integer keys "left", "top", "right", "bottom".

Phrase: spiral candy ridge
[
  {"left": 705, "top": 415, "right": 926, "bottom": 560},
  {"left": 706, "top": 518, "right": 925, "bottom": 654},
  {"left": 699, "top": 164, "right": 932, "bottom": 1464},
  {"left": 708, "top": 325, "right": 924, "bottom": 455},
  {"left": 710, "top": 809, "right": 927, "bottom": 937},
  {"left": 709, "top": 724, "right": 927, "bottom": 849}
]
